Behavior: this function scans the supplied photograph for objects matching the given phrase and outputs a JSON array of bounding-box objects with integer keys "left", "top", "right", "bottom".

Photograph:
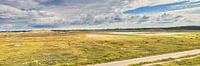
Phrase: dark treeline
[{"left": 1, "top": 26, "right": 200, "bottom": 32}]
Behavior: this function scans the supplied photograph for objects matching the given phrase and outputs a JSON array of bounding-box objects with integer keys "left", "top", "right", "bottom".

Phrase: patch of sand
[
  {"left": 110, "top": 32, "right": 188, "bottom": 36},
  {"left": 86, "top": 34, "right": 114, "bottom": 38}
]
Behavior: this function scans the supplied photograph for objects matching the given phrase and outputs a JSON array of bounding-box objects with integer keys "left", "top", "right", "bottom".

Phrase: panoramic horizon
[
  {"left": 0, "top": 0, "right": 200, "bottom": 31},
  {"left": 1, "top": 0, "right": 200, "bottom": 66}
]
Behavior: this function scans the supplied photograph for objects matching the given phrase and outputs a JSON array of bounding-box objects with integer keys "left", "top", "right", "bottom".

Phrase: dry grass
[
  {"left": 151, "top": 55, "right": 200, "bottom": 66},
  {"left": 0, "top": 31, "right": 200, "bottom": 66}
]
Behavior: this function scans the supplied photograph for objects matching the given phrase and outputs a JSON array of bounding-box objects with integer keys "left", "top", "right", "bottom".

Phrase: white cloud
[{"left": 0, "top": 0, "right": 199, "bottom": 30}]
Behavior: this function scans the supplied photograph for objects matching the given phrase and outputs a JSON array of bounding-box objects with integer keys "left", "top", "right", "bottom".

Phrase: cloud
[
  {"left": 124, "top": 1, "right": 200, "bottom": 14},
  {"left": 0, "top": 4, "right": 25, "bottom": 19},
  {"left": 0, "top": 0, "right": 39, "bottom": 8},
  {"left": 0, "top": 0, "right": 199, "bottom": 30}
]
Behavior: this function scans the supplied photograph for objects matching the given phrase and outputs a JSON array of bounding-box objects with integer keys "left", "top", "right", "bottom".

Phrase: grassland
[
  {"left": 151, "top": 55, "right": 200, "bottom": 66},
  {"left": 0, "top": 30, "right": 200, "bottom": 66},
  {"left": 129, "top": 53, "right": 200, "bottom": 66}
]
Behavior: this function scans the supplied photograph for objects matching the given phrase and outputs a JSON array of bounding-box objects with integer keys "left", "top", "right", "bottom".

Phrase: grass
[
  {"left": 151, "top": 55, "right": 200, "bottom": 66},
  {"left": 0, "top": 30, "right": 200, "bottom": 66},
  {"left": 129, "top": 54, "right": 200, "bottom": 66},
  {"left": 130, "top": 58, "right": 176, "bottom": 66}
]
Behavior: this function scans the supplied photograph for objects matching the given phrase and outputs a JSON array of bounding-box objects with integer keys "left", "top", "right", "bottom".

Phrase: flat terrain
[
  {"left": 150, "top": 55, "right": 200, "bottom": 66},
  {"left": 110, "top": 32, "right": 189, "bottom": 36},
  {"left": 92, "top": 49, "right": 200, "bottom": 66},
  {"left": 0, "top": 30, "right": 200, "bottom": 66}
]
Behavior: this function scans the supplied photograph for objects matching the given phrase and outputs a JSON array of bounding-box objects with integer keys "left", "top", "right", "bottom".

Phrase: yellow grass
[{"left": 0, "top": 31, "right": 200, "bottom": 66}]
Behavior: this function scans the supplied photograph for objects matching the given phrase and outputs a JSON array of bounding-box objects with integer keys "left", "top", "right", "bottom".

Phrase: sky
[{"left": 0, "top": 0, "right": 200, "bottom": 31}]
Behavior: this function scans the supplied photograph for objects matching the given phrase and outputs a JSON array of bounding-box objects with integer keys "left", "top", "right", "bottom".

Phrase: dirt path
[
  {"left": 89, "top": 49, "right": 200, "bottom": 66},
  {"left": 110, "top": 32, "right": 188, "bottom": 36},
  {"left": 142, "top": 56, "right": 198, "bottom": 66}
]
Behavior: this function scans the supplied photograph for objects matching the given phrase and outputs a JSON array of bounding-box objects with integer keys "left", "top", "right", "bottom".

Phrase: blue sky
[
  {"left": 124, "top": 1, "right": 200, "bottom": 14},
  {"left": 0, "top": 0, "right": 199, "bottom": 31}
]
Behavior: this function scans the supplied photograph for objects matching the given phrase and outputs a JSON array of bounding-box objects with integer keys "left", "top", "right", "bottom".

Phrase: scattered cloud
[
  {"left": 124, "top": 1, "right": 200, "bottom": 14},
  {"left": 0, "top": 0, "right": 199, "bottom": 30}
]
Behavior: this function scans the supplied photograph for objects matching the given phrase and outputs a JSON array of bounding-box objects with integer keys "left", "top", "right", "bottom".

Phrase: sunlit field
[
  {"left": 151, "top": 55, "right": 200, "bottom": 66},
  {"left": 0, "top": 30, "right": 200, "bottom": 66}
]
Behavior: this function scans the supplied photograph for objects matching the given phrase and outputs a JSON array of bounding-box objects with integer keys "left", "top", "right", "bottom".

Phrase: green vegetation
[
  {"left": 130, "top": 54, "right": 200, "bottom": 66},
  {"left": 0, "top": 30, "right": 200, "bottom": 66},
  {"left": 151, "top": 55, "right": 200, "bottom": 66},
  {"left": 130, "top": 58, "right": 176, "bottom": 66}
]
